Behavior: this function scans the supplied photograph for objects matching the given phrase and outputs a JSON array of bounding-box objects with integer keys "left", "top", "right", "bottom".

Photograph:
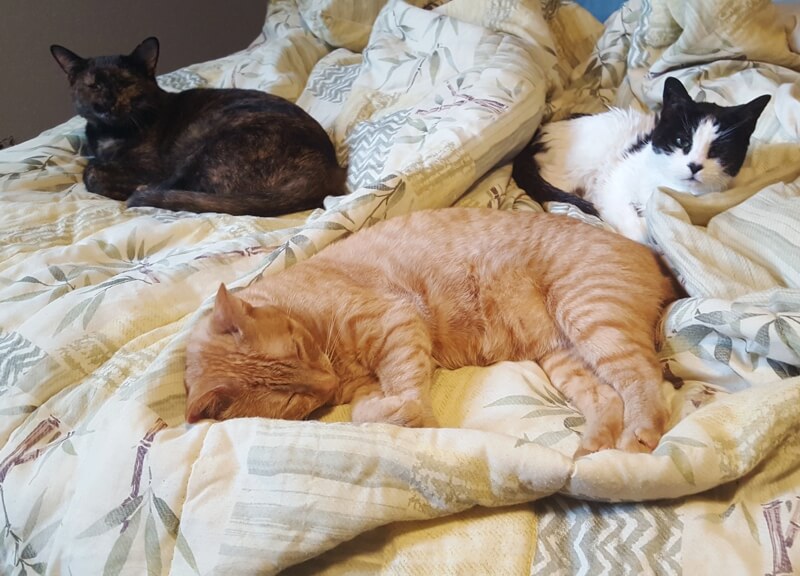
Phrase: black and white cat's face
[
  {"left": 650, "top": 77, "right": 771, "bottom": 196},
  {"left": 50, "top": 38, "right": 162, "bottom": 129}
]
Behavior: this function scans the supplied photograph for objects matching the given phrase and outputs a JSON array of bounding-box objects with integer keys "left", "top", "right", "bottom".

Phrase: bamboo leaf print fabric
[{"left": 1, "top": 0, "right": 800, "bottom": 574}]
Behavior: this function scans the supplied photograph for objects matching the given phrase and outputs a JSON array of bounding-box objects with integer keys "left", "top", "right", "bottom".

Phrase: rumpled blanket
[{"left": 1, "top": 0, "right": 799, "bottom": 574}]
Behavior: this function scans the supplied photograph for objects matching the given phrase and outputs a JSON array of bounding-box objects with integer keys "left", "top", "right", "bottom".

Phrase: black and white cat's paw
[{"left": 613, "top": 211, "right": 650, "bottom": 245}]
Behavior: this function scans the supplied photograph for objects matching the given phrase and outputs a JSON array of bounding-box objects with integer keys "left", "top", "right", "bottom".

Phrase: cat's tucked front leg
[
  {"left": 83, "top": 161, "right": 148, "bottom": 201},
  {"left": 351, "top": 387, "right": 434, "bottom": 427},
  {"left": 602, "top": 203, "right": 649, "bottom": 244},
  {"left": 350, "top": 308, "right": 437, "bottom": 428}
]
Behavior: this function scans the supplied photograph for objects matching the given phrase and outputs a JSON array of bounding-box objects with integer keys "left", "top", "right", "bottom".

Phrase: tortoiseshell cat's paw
[
  {"left": 127, "top": 186, "right": 163, "bottom": 208},
  {"left": 351, "top": 392, "right": 436, "bottom": 428},
  {"left": 82, "top": 162, "right": 133, "bottom": 201},
  {"left": 82, "top": 163, "right": 101, "bottom": 192}
]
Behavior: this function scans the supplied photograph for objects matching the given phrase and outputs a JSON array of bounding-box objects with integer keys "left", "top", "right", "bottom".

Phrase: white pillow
[{"left": 297, "top": 0, "right": 389, "bottom": 52}]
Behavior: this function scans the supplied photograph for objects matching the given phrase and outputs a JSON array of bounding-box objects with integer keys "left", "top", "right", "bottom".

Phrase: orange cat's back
[
  {"left": 318, "top": 207, "right": 675, "bottom": 310},
  {"left": 306, "top": 208, "right": 676, "bottom": 366}
]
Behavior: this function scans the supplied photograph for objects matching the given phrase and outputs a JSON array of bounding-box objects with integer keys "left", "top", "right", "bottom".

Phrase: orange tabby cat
[{"left": 184, "top": 208, "right": 678, "bottom": 453}]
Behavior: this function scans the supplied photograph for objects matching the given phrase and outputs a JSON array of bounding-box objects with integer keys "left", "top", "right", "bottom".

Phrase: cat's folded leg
[
  {"left": 351, "top": 387, "right": 436, "bottom": 428},
  {"left": 350, "top": 313, "right": 438, "bottom": 428},
  {"left": 598, "top": 201, "right": 649, "bottom": 245},
  {"left": 582, "top": 339, "right": 670, "bottom": 453},
  {"left": 591, "top": 179, "right": 649, "bottom": 244},
  {"left": 83, "top": 161, "right": 145, "bottom": 201},
  {"left": 539, "top": 347, "right": 624, "bottom": 456}
]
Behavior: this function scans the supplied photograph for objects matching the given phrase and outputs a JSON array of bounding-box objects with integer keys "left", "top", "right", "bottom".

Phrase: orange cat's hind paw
[
  {"left": 574, "top": 390, "right": 623, "bottom": 457},
  {"left": 618, "top": 426, "right": 663, "bottom": 453},
  {"left": 575, "top": 421, "right": 619, "bottom": 457}
]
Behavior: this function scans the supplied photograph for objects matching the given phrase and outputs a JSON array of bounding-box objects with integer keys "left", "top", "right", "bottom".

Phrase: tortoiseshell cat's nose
[{"left": 688, "top": 162, "right": 702, "bottom": 174}]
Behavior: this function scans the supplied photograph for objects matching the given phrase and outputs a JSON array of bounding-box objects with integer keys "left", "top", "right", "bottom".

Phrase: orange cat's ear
[
  {"left": 185, "top": 385, "right": 234, "bottom": 423},
  {"left": 211, "top": 284, "right": 252, "bottom": 336}
]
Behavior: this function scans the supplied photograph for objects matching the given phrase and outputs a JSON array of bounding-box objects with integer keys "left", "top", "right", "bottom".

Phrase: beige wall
[{"left": 0, "top": 1, "right": 267, "bottom": 144}]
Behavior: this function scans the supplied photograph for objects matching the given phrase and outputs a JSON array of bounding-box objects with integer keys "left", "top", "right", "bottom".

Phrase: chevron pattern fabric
[{"left": 0, "top": 331, "right": 46, "bottom": 390}]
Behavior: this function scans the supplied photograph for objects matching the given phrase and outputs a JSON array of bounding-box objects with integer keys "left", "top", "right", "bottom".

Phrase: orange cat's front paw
[
  {"left": 351, "top": 393, "right": 435, "bottom": 428},
  {"left": 576, "top": 424, "right": 619, "bottom": 457},
  {"left": 575, "top": 387, "right": 623, "bottom": 457},
  {"left": 617, "top": 390, "right": 670, "bottom": 453}
]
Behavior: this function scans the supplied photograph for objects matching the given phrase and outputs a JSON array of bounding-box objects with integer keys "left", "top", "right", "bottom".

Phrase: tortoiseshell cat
[
  {"left": 183, "top": 208, "right": 679, "bottom": 454},
  {"left": 50, "top": 37, "right": 346, "bottom": 216}
]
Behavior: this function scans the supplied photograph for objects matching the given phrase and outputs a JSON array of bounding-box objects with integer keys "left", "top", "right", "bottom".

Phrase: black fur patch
[{"left": 624, "top": 130, "right": 653, "bottom": 157}]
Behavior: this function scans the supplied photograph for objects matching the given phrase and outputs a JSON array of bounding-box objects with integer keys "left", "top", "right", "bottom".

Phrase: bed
[{"left": 1, "top": 0, "right": 799, "bottom": 574}]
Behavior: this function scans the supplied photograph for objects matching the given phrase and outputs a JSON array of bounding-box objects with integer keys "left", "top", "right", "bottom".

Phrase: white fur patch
[{"left": 533, "top": 110, "right": 735, "bottom": 243}]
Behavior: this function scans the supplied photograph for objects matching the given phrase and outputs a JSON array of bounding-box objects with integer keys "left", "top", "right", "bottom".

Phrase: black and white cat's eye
[{"left": 674, "top": 136, "right": 687, "bottom": 148}]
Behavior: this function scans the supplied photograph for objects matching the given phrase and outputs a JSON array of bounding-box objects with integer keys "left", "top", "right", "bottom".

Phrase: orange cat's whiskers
[{"left": 324, "top": 307, "right": 344, "bottom": 360}]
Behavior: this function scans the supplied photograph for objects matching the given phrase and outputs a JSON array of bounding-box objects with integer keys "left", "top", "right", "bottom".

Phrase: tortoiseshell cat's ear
[
  {"left": 130, "top": 37, "right": 160, "bottom": 76},
  {"left": 211, "top": 284, "right": 252, "bottom": 336},
  {"left": 50, "top": 45, "right": 85, "bottom": 76}
]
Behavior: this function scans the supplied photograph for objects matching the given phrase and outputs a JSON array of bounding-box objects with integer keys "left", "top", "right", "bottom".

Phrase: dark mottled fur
[
  {"left": 512, "top": 139, "right": 600, "bottom": 217},
  {"left": 51, "top": 37, "right": 346, "bottom": 216}
]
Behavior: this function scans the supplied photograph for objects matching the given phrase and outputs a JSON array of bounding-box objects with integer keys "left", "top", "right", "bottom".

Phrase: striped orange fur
[{"left": 184, "top": 208, "right": 678, "bottom": 453}]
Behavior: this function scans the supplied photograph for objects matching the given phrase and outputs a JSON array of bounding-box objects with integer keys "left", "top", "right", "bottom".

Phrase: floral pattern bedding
[{"left": 1, "top": 0, "right": 799, "bottom": 574}]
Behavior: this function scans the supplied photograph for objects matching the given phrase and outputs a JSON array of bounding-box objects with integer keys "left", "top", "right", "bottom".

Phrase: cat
[
  {"left": 50, "top": 37, "right": 346, "bottom": 216},
  {"left": 513, "top": 77, "right": 771, "bottom": 243},
  {"left": 183, "top": 207, "right": 679, "bottom": 455}
]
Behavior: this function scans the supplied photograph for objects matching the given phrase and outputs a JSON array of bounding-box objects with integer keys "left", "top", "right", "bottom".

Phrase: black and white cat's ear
[
  {"left": 662, "top": 77, "right": 692, "bottom": 109},
  {"left": 738, "top": 94, "right": 772, "bottom": 123},
  {"left": 130, "top": 37, "right": 160, "bottom": 76},
  {"left": 50, "top": 45, "right": 85, "bottom": 76},
  {"left": 211, "top": 284, "right": 252, "bottom": 336}
]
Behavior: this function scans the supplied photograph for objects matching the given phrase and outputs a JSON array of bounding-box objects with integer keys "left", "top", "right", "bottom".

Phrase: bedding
[{"left": 1, "top": 0, "right": 799, "bottom": 574}]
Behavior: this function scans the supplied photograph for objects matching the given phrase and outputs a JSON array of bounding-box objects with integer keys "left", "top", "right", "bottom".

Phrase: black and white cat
[{"left": 513, "top": 77, "right": 771, "bottom": 243}]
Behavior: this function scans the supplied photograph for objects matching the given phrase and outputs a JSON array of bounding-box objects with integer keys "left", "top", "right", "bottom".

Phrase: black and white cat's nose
[{"left": 688, "top": 162, "right": 702, "bottom": 175}]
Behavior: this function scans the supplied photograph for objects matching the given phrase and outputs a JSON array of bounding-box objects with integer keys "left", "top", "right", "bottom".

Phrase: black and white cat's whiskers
[{"left": 514, "top": 77, "right": 771, "bottom": 244}]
